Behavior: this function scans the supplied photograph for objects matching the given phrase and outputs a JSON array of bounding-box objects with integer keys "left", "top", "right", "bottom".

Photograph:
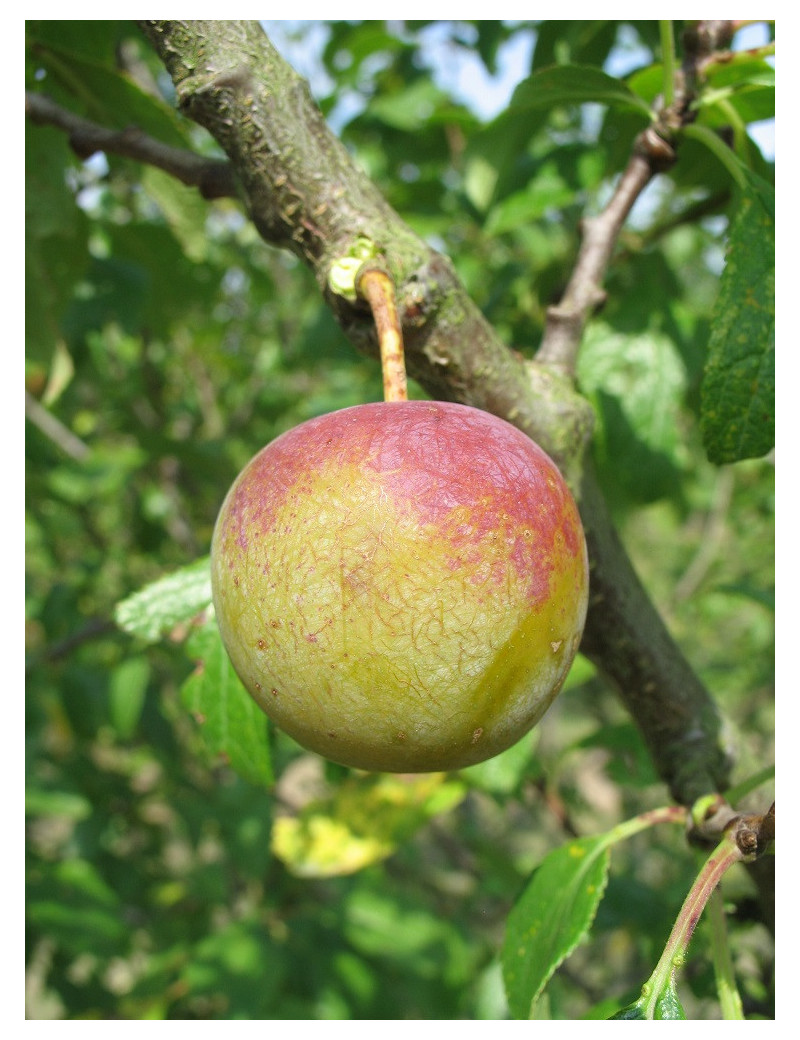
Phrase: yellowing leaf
[{"left": 272, "top": 772, "right": 466, "bottom": 877}]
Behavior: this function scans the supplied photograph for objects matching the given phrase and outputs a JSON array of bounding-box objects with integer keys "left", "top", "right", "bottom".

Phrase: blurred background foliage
[{"left": 25, "top": 20, "right": 774, "bottom": 1019}]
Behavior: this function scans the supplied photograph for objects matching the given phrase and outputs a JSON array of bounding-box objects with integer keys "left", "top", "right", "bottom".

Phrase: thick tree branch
[{"left": 125, "top": 20, "right": 732, "bottom": 806}]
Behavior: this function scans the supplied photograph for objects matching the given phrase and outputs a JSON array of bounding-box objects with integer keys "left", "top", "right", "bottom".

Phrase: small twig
[
  {"left": 537, "top": 19, "right": 742, "bottom": 379},
  {"left": 25, "top": 91, "right": 237, "bottom": 200},
  {"left": 536, "top": 150, "right": 659, "bottom": 374},
  {"left": 25, "top": 390, "right": 90, "bottom": 462},
  {"left": 640, "top": 835, "right": 743, "bottom": 1017},
  {"left": 681, "top": 21, "right": 737, "bottom": 96},
  {"left": 672, "top": 467, "right": 735, "bottom": 605},
  {"left": 733, "top": 803, "right": 774, "bottom": 858},
  {"left": 660, "top": 21, "right": 677, "bottom": 109},
  {"left": 26, "top": 616, "right": 117, "bottom": 673}
]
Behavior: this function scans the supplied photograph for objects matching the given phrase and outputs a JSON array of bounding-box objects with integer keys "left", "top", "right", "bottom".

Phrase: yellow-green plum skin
[{"left": 210, "top": 401, "right": 589, "bottom": 772}]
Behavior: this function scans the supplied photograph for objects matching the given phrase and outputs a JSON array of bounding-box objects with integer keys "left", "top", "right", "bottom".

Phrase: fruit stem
[{"left": 357, "top": 267, "right": 408, "bottom": 402}]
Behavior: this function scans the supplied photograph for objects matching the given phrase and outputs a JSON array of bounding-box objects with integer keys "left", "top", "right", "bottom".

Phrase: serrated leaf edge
[{"left": 527, "top": 843, "right": 612, "bottom": 1015}]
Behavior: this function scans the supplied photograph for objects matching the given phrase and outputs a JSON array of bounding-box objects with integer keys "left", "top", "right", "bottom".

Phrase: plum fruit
[{"left": 210, "top": 400, "right": 589, "bottom": 772}]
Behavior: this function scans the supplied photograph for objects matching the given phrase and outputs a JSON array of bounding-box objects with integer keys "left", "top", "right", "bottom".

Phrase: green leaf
[
  {"left": 579, "top": 324, "right": 687, "bottom": 453},
  {"left": 141, "top": 167, "right": 216, "bottom": 264},
  {"left": 181, "top": 617, "right": 273, "bottom": 788},
  {"left": 705, "top": 55, "right": 775, "bottom": 91},
  {"left": 178, "top": 920, "right": 287, "bottom": 1016},
  {"left": 342, "top": 886, "right": 475, "bottom": 977},
  {"left": 611, "top": 979, "right": 686, "bottom": 1020},
  {"left": 701, "top": 174, "right": 775, "bottom": 464},
  {"left": 459, "top": 731, "right": 539, "bottom": 795},
  {"left": 575, "top": 722, "right": 659, "bottom": 788},
  {"left": 608, "top": 1002, "right": 646, "bottom": 1019},
  {"left": 508, "top": 64, "right": 652, "bottom": 118},
  {"left": 485, "top": 162, "right": 574, "bottom": 235},
  {"left": 25, "top": 787, "right": 93, "bottom": 821},
  {"left": 27, "top": 30, "right": 190, "bottom": 148},
  {"left": 367, "top": 78, "right": 450, "bottom": 131},
  {"left": 654, "top": 981, "right": 687, "bottom": 1019},
  {"left": 501, "top": 807, "right": 685, "bottom": 1019},
  {"left": 626, "top": 63, "right": 665, "bottom": 106},
  {"left": 114, "top": 557, "right": 212, "bottom": 643},
  {"left": 463, "top": 61, "right": 651, "bottom": 214},
  {"left": 502, "top": 835, "right": 612, "bottom": 1018},
  {"left": 100, "top": 221, "right": 215, "bottom": 332},
  {"left": 108, "top": 655, "right": 150, "bottom": 739},
  {"left": 699, "top": 84, "right": 775, "bottom": 128},
  {"left": 27, "top": 858, "right": 128, "bottom": 957},
  {"left": 531, "top": 22, "right": 620, "bottom": 73},
  {"left": 25, "top": 127, "right": 89, "bottom": 366},
  {"left": 577, "top": 322, "right": 687, "bottom": 502}
]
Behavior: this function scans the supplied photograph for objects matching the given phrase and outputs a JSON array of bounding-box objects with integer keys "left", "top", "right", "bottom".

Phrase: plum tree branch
[
  {"left": 25, "top": 90, "right": 237, "bottom": 199},
  {"left": 124, "top": 19, "right": 733, "bottom": 807},
  {"left": 535, "top": 20, "right": 738, "bottom": 377},
  {"left": 536, "top": 149, "right": 660, "bottom": 374}
]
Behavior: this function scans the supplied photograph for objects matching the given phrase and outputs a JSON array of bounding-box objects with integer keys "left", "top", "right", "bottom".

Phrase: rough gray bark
[{"left": 138, "top": 19, "right": 733, "bottom": 807}]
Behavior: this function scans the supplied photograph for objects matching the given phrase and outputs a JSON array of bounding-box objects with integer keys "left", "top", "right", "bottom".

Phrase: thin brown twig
[
  {"left": 25, "top": 90, "right": 237, "bottom": 200},
  {"left": 672, "top": 468, "right": 735, "bottom": 605},
  {"left": 536, "top": 19, "right": 740, "bottom": 379},
  {"left": 536, "top": 150, "right": 661, "bottom": 374},
  {"left": 26, "top": 617, "right": 117, "bottom": 674}
]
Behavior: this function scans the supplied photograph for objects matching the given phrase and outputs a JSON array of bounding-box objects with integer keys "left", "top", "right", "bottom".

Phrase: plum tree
[
  {"left": 25, "top": 19, "right": 774, "bottom": 1021},
  {"left": 211, "top": 400, "right": 589, "bottom": 772}
]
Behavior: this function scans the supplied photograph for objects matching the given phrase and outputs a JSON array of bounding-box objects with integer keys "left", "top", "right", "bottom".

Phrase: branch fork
[{"left": 25, "top": 18, "right": 741, "bottom": 809}]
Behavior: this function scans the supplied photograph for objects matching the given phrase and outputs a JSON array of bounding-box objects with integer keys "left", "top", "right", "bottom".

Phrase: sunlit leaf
[
  {"left": 272, "top": 772, "right": 465, "bottom": 877},
  {"left": 366, "top": 79, "right": 450, "bottom": 131},
  {"left": 485, "top": 164, "right": 574, "bottom": 235},
  {"left": 701, "top": 172, "right": 775, "bottom": 463},
  {"left": 502, "top": 835, "right": 612, "bottom": 1018},
  {"left": 114, "top": 557, "right": 212, "bottom": 642}
]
